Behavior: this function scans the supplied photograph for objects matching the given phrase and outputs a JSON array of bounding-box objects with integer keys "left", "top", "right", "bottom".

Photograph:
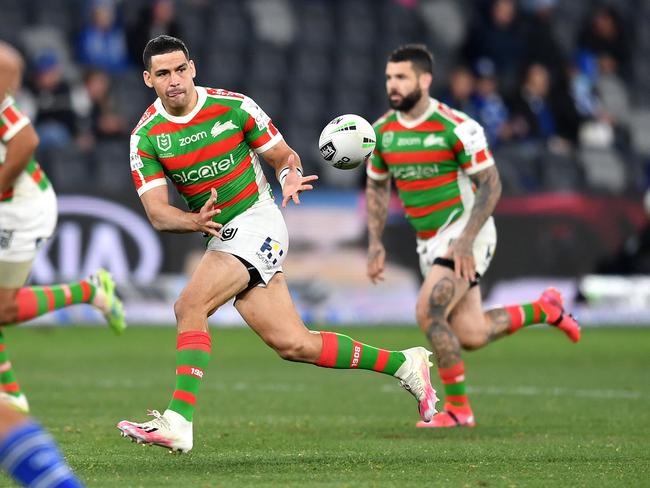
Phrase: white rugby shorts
[
  {"left": 0, "top": 186, "right": 57, "bottom": 264},
  {"left": 417, "top": 215, "right": 497, "bottom": 279},
  {"left": 206, "top": 199, "right": 288, "bottom": 285}
]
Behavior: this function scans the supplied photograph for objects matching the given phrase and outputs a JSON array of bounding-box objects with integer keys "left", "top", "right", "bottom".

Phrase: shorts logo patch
[
  {"left": 257, "top": 237, "right": 284, "bottom": 267},
  {"left": 220, "top": 227, "right": 238, "bottom": 241},
  {"left": 0, "top": 229, "right": 14, "bottom": 250}
]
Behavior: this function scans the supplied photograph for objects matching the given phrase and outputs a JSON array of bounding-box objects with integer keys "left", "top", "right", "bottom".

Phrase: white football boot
[
  {"left": 394, "top": 347, "right": 438, "bottom": 422},
  {"left": 0, "top": 392, "right": 29, "bottom": 413},
  {"left": 117, "top": 409, "right": 193, "bottom": 453}
]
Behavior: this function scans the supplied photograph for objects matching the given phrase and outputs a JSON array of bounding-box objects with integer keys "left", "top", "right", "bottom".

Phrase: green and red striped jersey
[
  {"left": 367, "top": 98, "right": 494, "bottom": 239},
  {"left": 0, "top": 96, "right": 51, "bottom": 203},
  {"left": 130, "top": 86, "right": 282, "bottom": 225}
]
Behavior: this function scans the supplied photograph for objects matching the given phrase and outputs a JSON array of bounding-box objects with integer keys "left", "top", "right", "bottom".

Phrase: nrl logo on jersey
[
  {"left": 211, "top": 120, "right": 238, "bottom": 138},
  {"left": 382, "top": 131, "right": 394, "bottom": 148},
  {"left": 156, "top": 134, "right": 172, "bottom": 152}
]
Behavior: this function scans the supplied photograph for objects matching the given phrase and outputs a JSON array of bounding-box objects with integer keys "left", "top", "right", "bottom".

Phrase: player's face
[
  {"left": 385, "top": 61, "right": 428, "bottom": 112},
  {"left": 144, "top": 50, "right": 196, "bottom": 115}
]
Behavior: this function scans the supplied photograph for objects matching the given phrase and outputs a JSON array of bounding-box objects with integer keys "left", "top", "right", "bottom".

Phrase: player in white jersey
[
  {"left": 116, "top": 35, "right": 437, "bottom": 453},
  {"left": 0, "top": 42, "right": 125, "bottom": 414}
]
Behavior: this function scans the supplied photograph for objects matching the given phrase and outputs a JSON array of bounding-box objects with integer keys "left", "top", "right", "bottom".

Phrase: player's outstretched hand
[
  {"left": 367, "top": 242, "right": 386, "bottom": 284},
  {"left": 447, "top": 237, "right": 476, "bottom": 282},
  {"left": 282, "top": 154, "right": 318, "bottom": 208},
  {"left": 195, "top": 188, "right": 223, "bottom": 237}
]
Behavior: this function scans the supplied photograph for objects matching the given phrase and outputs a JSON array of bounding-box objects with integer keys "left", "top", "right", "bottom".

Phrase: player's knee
[
  {"left": 415, "top": 303, "right": 429, "bottom": 331},
  {"left": 270, "top": 336, "right": 309, "bottom": 361},
  {"left": 416, "top": 278, "right": 454, "bottom": 328},
  {"left": 415, "top": 297, "right": 447, "bottom": 331},
  {"left": 458, "top": 334, "right": 484, "bottom": 351},
  {"left": 0, "top": 300, "right": 17, "bottom": 325},
  {"left": 173, "top": 296, "right": 200, "bottom": 322},
  {"left": 279, "top": 341, "right": 307, "bottom": 361}
]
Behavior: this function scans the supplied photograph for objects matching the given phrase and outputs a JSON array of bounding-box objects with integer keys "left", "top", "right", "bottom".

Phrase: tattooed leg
[
  {"left": 449, "top": 287, "right": 539, "bottom": 351},
  {"left": 447, "top": 285, "right": 501, "bottom": 351},
  {"left": 426, "top": 278, "right": 462, "bottom": 367},
  {"left": 484, "top": 308, "right": 513, "bottom": 344},
  {"left": 416, "top": 270, "right": 468, "bottom": 369},
  {"left": 415, "top": 269, "right": 474, "bottom": 419}
]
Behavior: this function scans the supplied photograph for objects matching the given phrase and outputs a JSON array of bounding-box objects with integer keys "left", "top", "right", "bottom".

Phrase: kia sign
[{"left": 32, "top": 195, "right": 162, "bottom": 284}]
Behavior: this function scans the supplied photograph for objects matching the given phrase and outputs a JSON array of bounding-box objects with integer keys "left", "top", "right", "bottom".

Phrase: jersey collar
[
  {"left": 396, "top": 97, "right": 437, "bottom": 129},
  {"left": 154, "top": 86, "right": 206, "bottom": 124}
]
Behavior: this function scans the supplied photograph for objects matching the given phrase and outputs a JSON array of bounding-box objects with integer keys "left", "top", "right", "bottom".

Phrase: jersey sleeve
[
  {"left": 0, "top": 96, "right": 31, "bottom": 143},
  {"left": 130, "top": 133, "right": 167, "bottom": 196},
  {"left": 448, "top": 118, "right": 494, "bottom": 175},
  {"left": 366, "top": 127, "right": 390, "bottom": 181},
  {"left": 237, "top": 96, "right": 283, "bottom": 154}
]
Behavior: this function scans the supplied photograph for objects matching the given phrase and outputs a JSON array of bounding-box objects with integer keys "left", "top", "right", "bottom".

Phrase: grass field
[{"left": 1, "top": 325, "right": 648, "bottom": 487}]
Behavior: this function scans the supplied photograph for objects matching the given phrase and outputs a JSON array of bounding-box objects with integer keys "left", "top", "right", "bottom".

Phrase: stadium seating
[{"left": 0, "top": 0, "right": 647, "bottom": 198}]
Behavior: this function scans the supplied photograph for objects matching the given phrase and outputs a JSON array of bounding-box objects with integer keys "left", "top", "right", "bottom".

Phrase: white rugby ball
[{"left": 318, "top": 114, "right": 376, "bottom": 170}]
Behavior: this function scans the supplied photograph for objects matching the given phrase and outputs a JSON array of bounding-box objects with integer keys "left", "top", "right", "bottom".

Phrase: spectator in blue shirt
[{"left": 77, "top": 0, "right": 129, "bottom": 73}]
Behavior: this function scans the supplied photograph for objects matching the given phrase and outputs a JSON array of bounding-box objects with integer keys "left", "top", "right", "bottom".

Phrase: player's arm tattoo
[
  {"left": 484, "top": 308, "right": 512, "bottom": 343},
  {"left": 366, "top": 177, "right": 390, "bottom": 247},
  {"left": 460, "top": 165, "right": 502, "bottom": 241},
  {"left": 426, "top": 277, "right": 462, "bottom": 367}
]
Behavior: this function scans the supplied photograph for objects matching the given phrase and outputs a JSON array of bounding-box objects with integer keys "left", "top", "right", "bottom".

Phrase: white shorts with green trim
[
  {"left": 416, "top": 215, "right": 497, "bottom": 279},
  {"left": 206, "top": 199, "right": 288, "bottom": 285},
  {"left": 0, "top": 186, "right": 57, "bottom": 264}
]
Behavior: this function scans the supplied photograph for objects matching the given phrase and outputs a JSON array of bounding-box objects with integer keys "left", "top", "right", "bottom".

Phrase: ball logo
[{"left": 319, "top": 141, "right": 336, "bottom": 161}]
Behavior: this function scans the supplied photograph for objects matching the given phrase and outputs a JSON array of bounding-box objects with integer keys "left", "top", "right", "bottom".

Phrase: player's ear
[
  {"left": 189, "top": 60, "right": 196, "bottom": 79},
  {"left": 420, "top": 72, "right": 433, "bottom": 91},
  {"left": 143, "top": 70, "right": 154, "bottom": 88}
]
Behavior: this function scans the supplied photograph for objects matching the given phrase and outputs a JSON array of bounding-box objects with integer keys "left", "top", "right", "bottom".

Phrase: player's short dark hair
[
  {"left": 142, "top": 35, "right": 190, "bottom": 71},
  {"left": 388, "top": 44, "right": 434, "bottom": 75}
]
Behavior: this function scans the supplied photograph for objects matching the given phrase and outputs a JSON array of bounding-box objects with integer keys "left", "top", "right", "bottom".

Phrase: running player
[
  {"left": 0, "top": 42, "right": 126, "bottom": 413},
  {"left": 366, "top": 44, "right": 580, "bottom": 428},
  {"left": 116, "top": 35, "right": 437, "bottom": 453}
]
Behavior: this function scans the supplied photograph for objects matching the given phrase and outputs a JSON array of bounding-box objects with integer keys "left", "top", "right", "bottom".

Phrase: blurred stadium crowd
[{"left": 1, "top": 0, "right": 649, "bottom": 198}]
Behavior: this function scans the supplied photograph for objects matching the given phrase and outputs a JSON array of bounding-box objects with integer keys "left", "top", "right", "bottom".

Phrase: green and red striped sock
[
  {"left": 504, "top": 301, "right": 548, "bottom": 334},
  {"left": 0, "top": 330, "right": 22, "bottom": 398},
  {"left": 316, "top": 331, "right": 406, "bottom": 375},
  {"left": 167, "top": 331, "right": 211, "bottom": 422},
  {"left": 439, "top": 361, "right": 469, "bottom": 407},
  {"left": 14, "top": 280, "right": 96, "bottom": 323}
]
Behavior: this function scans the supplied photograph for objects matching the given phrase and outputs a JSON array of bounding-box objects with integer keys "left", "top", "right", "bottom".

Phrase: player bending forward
[
  {"left": 366, "top": 44, "right": 580, "bottom": 428},
  {"left": 117, "top": 35, "right": 437, "bottom": 453},
  {"left": 0, "top": 42, "right": 125, "bottom": 414}
]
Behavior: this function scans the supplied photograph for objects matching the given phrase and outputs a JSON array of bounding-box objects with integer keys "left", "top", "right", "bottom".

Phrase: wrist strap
[{"left": 278, "top": 166, "right": 303, "bottom": 189}]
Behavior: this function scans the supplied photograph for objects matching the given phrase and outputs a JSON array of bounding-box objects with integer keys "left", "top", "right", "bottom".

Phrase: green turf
[{"left": 1, "top": 326, "right": 648, "bottom": 487}]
